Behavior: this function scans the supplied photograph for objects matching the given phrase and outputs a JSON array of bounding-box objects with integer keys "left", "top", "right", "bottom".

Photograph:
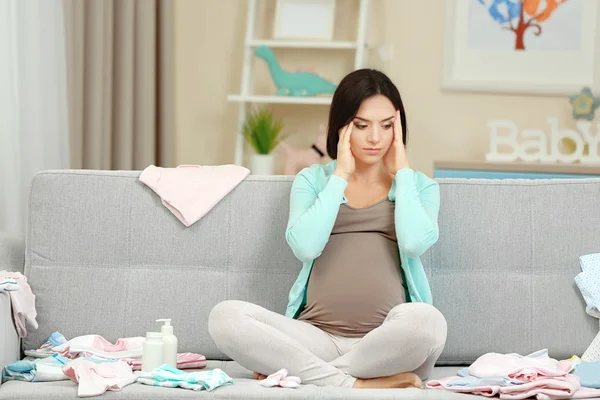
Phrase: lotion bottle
[{"left": 156, "top": 318, "right": 178, "bottom": 367}]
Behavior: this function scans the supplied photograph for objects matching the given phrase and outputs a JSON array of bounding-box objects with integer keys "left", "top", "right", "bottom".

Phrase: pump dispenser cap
[{"left": 156, "top": 318, "right": 173, "bottom": 335}]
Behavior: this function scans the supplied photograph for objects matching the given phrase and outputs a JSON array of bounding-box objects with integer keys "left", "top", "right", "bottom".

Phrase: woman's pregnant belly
[{"left": 298, "top": 232, "right": 406, "bottom": 337}]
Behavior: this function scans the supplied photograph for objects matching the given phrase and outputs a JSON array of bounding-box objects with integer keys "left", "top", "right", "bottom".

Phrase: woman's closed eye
[{"left": 352, "top": 122, "right": 393, "bottom": 130}]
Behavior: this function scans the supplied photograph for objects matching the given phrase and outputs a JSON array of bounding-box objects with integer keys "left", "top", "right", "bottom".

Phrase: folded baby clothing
[
  {"left": 0, "top": 276, "right": 19, "bottom": 292},
  {"left": 62, "top": 358, "right": 137, "bottom": 398},
  {"left": 2, "top": 354, "right": 70, "bottom": 383},
  {"left": 139, "top": 164, "right": 250, "bottom": 227},
  {"left": 427, "top": 375, "right": 503, "bottom": 397},
  {"left": 573, "top": 360, "right": 600, "bottom": 389},
  {"left": 259, "top": 368, "right": 302, "bottom": 389},
  {"left": 499, "top": 374, "right": 580, "bottom": 400},
  {"left": 136, "top": 364, "right": 232, "bottom": 392},
  {"left": 125, "top": 352, "right": 207, "bottom": 371},
  {"left": 0, "top": 270, "right": 37, "bottom": 337},
  {"left": 52, "top": 334, "right": 145, "bottom": 359},
  {"left": 467, "top": 349, "right": 572, "bottom": 382},
  {"left": 24, "top": 331, "right": 68, "bottom": 358},
  {"left": 428, "top": 375, "right": 600, "bottom": 400},
  {"left": 456, "top": 367, "right": 523, "bottom": 386}
]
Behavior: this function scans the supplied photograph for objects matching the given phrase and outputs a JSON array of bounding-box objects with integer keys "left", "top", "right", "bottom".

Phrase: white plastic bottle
[
  {"left": 156, "top": 318, "right": 178, "bottom": 367},
  {"left": 142, "top": 331, "right": 164, "bottom": 372}
]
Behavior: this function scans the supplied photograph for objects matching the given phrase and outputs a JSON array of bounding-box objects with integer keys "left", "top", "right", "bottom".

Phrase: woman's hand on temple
[
  {"left": 333, "top": 122, "right": 355, "bottom": 181},
  {"left": 384, "top": 110, "right": 410, "bottom": 177}
]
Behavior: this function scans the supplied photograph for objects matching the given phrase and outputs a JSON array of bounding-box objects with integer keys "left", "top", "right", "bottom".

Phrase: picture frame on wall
[
  {"left": 272, "top": 0, "right": 336, "bottom": 41},
  {"left": 442, "top": 0, "right": 600, "bottom": 95}
]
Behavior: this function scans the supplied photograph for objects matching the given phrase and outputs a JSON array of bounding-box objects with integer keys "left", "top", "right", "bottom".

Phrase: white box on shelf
[
  {"left": 227, "top": 94, "right": 332, "bottom": 105},
  {"left": 273, "top": 0, "right": 336, "bottom": 41}
]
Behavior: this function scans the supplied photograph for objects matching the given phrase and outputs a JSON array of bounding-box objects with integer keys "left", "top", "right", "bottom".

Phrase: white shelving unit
[
  {"left": 247, "top": 39, "right": 358, "bottom": 49},
  {"left": 227, "top": 94, "right": 333, "bottom": 105},
  {"left": 229, "top": 0, "right": 371, "bottom": 167}
]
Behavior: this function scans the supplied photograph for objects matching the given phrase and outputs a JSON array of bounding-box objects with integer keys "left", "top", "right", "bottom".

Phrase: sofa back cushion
[{"left": 23, "top": 171, "right": 600, "bottom": 363}]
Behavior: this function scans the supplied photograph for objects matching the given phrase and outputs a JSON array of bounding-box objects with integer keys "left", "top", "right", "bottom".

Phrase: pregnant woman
[{"left": 209, "top": 68, "right": 447, "bottom": 389}]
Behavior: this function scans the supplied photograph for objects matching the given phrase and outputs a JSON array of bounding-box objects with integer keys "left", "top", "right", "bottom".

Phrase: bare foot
[
  {"left": 352, "top": 372, "right": 423, "bottom": 389},
  {"left": 253, "top": 372, "right": 268, "bottom": 380}
]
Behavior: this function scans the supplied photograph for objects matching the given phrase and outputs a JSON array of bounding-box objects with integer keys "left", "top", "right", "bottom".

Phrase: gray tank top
[{"left": 298, "top": 199, "right": 406, "bottom": 337}]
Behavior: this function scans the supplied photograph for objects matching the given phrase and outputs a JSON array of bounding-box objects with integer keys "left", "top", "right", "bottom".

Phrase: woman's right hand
[{"left": 333, "top": 122, "right": 355, "bottom": 181}]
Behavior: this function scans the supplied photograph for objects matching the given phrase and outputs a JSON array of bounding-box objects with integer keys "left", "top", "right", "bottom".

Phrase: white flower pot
[{"left": 251, "top": 154, "right": 275, "bottom": 175}]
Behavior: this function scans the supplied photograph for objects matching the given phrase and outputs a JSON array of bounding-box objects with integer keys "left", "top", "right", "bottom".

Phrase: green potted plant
[{"left": 243, "top": 108, "right": 286, "bottom": 175}]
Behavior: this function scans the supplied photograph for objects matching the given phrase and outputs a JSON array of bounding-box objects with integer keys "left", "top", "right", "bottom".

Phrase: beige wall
[{"left": 174, "top": 0, "right": 577, "bottom": 177}]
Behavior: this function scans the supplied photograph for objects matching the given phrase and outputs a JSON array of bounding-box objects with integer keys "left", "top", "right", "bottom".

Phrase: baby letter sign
[{"left": 485, "top": 117, "right": 600, "bottom": 164}]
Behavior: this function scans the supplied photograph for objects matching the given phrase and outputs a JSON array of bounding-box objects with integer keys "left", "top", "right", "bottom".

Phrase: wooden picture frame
[{"left": 442, "top": 0, "right": 600, "bottom": 95}]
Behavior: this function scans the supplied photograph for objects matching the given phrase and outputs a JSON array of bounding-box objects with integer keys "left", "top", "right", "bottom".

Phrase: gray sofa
[{"left": 1, "top": 169, "right": 599, "bottom": 399}]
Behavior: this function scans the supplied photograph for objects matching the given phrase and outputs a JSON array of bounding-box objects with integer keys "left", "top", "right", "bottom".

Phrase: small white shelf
[
  {"left": 227, "top": 94, "right": 332, "bottom": 105},
  {"left": 247, "top": 39, "right": 357, "bottom": 49}
]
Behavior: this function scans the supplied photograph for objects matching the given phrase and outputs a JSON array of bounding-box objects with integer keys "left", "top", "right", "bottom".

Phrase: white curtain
[{"left": 0, "top": 0, "right": 71, "bottom": 236}]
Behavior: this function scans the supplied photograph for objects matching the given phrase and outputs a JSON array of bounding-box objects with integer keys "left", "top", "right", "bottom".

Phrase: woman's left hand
[{"left": 384, "top": 109, "right": 410, "bottom": 176}]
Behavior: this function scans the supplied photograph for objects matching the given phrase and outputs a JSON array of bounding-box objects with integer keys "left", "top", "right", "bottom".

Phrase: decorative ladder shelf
[{"left": 228, "top": 0, "right": 371, "bottom": 167}]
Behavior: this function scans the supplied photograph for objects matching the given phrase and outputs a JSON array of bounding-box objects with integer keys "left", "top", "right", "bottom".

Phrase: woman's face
[{"left": 347, "top": 95, "right": 396, "bottom": 165}]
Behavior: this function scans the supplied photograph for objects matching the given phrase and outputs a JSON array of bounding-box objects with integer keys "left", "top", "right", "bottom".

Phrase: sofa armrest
[
  {"left": 0, "top": 233, "right": 24, "bottom": 370},
  {"left": 1, "top": 292, "right": 20, "bottom": 369},
  {"left": 0, "top": 233, "right": 25, "bottom": 274}
]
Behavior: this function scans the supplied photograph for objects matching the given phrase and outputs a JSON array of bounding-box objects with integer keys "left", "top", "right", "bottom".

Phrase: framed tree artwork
[{"left": 442, "top": 0, "right": 600, "bottom": 95}]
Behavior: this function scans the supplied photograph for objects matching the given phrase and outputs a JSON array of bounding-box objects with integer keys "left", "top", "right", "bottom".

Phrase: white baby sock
[{"left": 259, "top": 368, "right": 302, "bottom": 389}]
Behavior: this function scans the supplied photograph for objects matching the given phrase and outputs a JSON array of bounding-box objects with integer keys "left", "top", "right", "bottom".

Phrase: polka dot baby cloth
[
  {"left": 575, "top": 253, "right": 600, "bottom": 362},
  {"left": 575, "top": 253, "right": 600, "bottom": 319}
]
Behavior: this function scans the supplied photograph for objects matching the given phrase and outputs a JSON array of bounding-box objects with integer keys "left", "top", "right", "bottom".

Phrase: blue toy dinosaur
[{"left": 254, "top": 45, "right": 337, "bottom": 97}]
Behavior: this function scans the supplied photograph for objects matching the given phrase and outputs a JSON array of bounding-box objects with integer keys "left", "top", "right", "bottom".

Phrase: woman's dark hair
[{"left": 326, "top": 69, "right": 407, "bottom": 159}]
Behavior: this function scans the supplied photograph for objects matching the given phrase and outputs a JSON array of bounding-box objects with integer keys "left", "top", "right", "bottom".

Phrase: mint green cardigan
[{"left": 284, "top": 160, "right": 440, "bottom": 319}]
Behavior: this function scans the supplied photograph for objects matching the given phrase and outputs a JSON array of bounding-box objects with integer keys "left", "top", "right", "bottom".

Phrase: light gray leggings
[{"left": 208, "top": 300, "right": 447, "bottom": 388}]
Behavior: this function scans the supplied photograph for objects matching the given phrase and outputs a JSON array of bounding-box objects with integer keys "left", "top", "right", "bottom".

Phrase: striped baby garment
[{"left": 136, "top": 364, "right": 232, "bottom": 391}]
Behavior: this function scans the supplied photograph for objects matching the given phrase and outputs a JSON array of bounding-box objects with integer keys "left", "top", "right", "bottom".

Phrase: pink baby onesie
[
  {"left": 62, "top": 358, "right": 136, "bottom": 397},
  {"left": 0, "top": 271, "right": 37, "bottom": 337},
  {"left": 139, "top": 164, "right": 250, "bottom": 227},
  {"left": 468, "top": 351, "right": 572, "bottom": 381},
  {"left": 52, "top": 335, "right": 145, "bottom": 359}
]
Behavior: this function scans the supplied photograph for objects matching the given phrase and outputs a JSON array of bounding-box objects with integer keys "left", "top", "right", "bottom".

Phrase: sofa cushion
[{"left": 0, "top": 361, "right": 471, "bottom": 399}]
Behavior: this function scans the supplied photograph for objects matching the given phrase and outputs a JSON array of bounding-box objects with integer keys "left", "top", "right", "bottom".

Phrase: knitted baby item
[{"left": 259, "top": 368, "right": 301, "bottom": 389}]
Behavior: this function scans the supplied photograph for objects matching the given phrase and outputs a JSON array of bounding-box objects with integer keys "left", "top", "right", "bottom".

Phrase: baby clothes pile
[
  {"left": 21, "top": 332, "right": 207, "bottom": 370},
  {"left": 427, "top": 349, "right": 600, "bottom": 399},
  {"left": 2, "top": 331, "right": 230, "bottom": 397},
  {"left": 0, "top": 269, "right": 238, "bottom": 397}
]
